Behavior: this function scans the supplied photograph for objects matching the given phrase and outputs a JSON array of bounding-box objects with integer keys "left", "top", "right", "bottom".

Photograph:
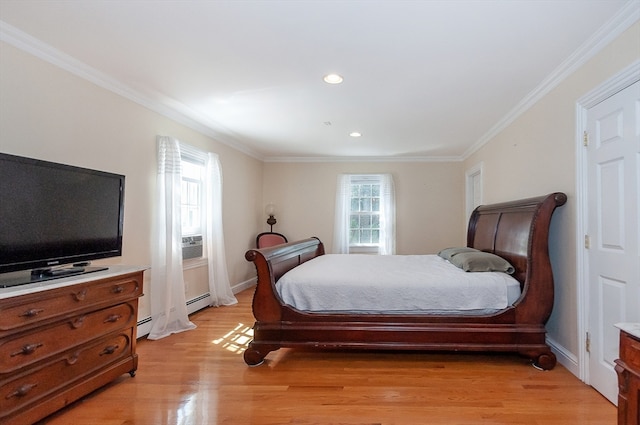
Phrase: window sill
[{"left": 349, "top": 246, "right": 379, "bottom": 254}]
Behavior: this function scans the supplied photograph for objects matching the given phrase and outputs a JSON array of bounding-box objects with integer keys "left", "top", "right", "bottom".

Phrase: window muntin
[
  {"left": 180, "top": 157, "right": 204, "bottom": 238},
  {"left": 349, "top": 180, "right": 381, "bottom": 246}
]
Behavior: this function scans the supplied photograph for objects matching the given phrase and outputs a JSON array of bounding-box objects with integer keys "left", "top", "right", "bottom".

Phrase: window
[
  {"left": 333, "top": 174, "right": 395, "bottom": 255},
  {"left": 349, "top": 178, "right": 381, "bottom": 246},
  {"left": 179, "top": 145, "right": 207, "bottom": 261},
  {"left": 180, "top": 158, "right": 204, "bottom": 237}
]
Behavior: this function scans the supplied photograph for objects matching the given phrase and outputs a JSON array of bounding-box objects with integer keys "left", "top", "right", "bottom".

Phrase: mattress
[{"left": 276, "top": 254, "right": 521, "bottom": 314}]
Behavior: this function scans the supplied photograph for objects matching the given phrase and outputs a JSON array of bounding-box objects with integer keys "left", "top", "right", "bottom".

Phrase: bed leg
[
  {"left": 532, "top": 351, "right": 557, "bottom": 371},
  {"left": 243, "top": 343, "right": 277, "bottom": 366}
]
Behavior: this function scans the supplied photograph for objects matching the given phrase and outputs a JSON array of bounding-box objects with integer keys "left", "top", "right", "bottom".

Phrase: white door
[
  {"left": 587, "top": 80, "right": 640, "bottom": 404},
  {"left": 465, "top": 163, "right": 483, "bottom": 222}
]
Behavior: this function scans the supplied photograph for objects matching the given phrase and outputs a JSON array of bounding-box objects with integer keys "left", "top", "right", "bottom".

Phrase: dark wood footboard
[{"left": 244, "top": 192, "right": 567, "bottom": 369}]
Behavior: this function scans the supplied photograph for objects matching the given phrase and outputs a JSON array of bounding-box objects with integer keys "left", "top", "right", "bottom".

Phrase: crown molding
[
  {"left": 577, "top": 59, "right": 640, "bottom": 108},
  {"left": 2, "top": 1, "right": 637, "bottom": 165},
  {"left": 462, "top": 0, "right": 640, "bottom": 160},
  {"left": 0, "top": 20, "right": 264, "bottom": 161},
  {"left": 262, "top": 155, "right": 463, "bottom": 163}
]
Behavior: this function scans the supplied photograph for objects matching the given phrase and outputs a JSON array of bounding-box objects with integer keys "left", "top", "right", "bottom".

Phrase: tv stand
[
  {"left": 34, "top": 266, "right": 85, "bottom": 277},
  {"left": 51, "top": 267, "right": 85, "bottom": 276},
  {"left": 0, "top": 266, "right": 108, "bottom": 288},
  {"left": 0, "top": 267, "right": 145, "bottom": 424}
]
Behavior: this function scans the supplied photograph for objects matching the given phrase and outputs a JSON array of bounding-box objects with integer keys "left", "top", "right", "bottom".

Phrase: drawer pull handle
[
  {"left": 100, "top": 345, "right": 120, "bottom": 356},
  {"left": 71, "top": 316, "right": 86, "bottom": 329},
  {"left": 10, "top": 342, "right": 44, "bottom": 357},
  {"left": 6, "top": 383, "right": 38, "bottom": 399},
  {"left": 19, "top": 308, "right": 44, "bottom": 318},
  {"left": 67, "top": 352, "right": 80, "bottom": 365},
  {"left": 112, "top": 286, "right": 124, "bottom": 294},
  {"left": 73, "top": 288, "right": 88, "bottom": 301},
  {"left": 104, "top": 314, "right": 122, "bottom": 323}
]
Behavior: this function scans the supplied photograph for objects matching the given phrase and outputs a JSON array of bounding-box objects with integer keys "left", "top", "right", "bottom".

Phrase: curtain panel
[
  {"left": 148, "top": 136, "right": 196, "bottom": 340},
  {"left": 332, "top": 174, "right": 352, "bottom": 254},
  {"left": 379, "top": 173, "right": 396, "bottom": 255},
  {"left": 148, "top": 137, "right": 236, "bottom": 340},
  {"left": 205, "top": 152, "right": 237, "bottom": 307}
]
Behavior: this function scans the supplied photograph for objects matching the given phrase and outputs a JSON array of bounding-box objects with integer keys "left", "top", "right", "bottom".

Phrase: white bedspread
[{"left": 276, "top": 254, "right": 521, "bottom": 314}]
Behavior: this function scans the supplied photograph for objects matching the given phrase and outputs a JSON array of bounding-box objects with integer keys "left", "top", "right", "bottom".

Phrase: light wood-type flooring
[{"left": 37, "top": 288, "right": 616, "bottom": 425}]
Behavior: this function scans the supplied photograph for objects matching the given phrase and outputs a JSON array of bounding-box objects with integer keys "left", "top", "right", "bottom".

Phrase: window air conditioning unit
[{"left": 182, "top": 235, "right": 203, "bottom": 260}]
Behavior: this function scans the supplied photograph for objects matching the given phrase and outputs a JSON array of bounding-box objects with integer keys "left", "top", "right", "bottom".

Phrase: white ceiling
[{"left": 0, "top": 0, "right": 637, "bottom": 161}]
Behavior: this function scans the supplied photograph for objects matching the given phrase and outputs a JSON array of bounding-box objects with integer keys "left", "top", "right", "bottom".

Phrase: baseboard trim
[
  {"left": 138, "top": 283, "right": 582, "bottom": 378},
  {"left": 232, "top": 277, "right": 257, "bottom": 294},
  {"left": 137, "top": 279, "right": 257, "bottom": 338},
  {"left": 138, "top": 301, "right": 582, "bottom": 378},
  {"left": 547, "top": 336, "right": 579, "bottom": 378}
]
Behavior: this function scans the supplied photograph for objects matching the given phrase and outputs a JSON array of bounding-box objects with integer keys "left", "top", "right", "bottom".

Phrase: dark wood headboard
[{"left": 467, "top": 192, "right": 567, "bottom": 321}]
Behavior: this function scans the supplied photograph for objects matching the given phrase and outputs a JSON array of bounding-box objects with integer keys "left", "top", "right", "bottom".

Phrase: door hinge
[
  {"left": 586, "top": 332, "right": 591, "bottom": 353},
  {"left": 584, "top": 235, "right": 591, "bottom": 249},
  {"left": 583, "top": 131, "right": 589, "bottom": 147}
]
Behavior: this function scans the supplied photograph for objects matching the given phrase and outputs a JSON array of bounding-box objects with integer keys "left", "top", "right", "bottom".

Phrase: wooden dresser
[
  {"left": 0, "top": 267, "right": 145, "bottom": 425},
  {"left": 615, "top": 324, "right": 640, "bottom": 425}
]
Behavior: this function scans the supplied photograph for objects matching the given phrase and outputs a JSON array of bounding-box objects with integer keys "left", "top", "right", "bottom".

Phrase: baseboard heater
[
  {"left": 135, "top": 278, "right": 257, "bottom": 338},
  {"left": 137, "top": 316, "right": 152, "bottom": 327},
  {"left": 137, "top": 292, "right": 212, "bottom": 337},
  {"left": 186, "top": 292, "right": 210, "bottom": 307}
]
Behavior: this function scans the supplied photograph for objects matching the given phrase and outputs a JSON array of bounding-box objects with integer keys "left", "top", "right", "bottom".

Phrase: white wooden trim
[
  {"left": 548, "top": 336, "right": 580, "bottom": 377},
  {"left": 463, "top": 4, "right": 640, "bottom": 160},
  {"left": 575, "top": 59, "right": 640, "bottom": 382},
  {"left": 465, "top": 162, "right": 483, "bottom": 231}
]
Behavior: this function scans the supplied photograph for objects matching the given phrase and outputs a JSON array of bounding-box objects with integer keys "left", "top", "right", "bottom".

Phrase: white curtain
[
  {"left": 332, "top": 174, "right": 352, "bottom": 254},
  {"left": 148, "top": 136, "right": 196, "bottom": 340},
  {"left": 378, "top": 173, "right": 396, "bottom": 255},
  {"left": 332, "top": 173, "right": 396, "bottom": 255},
  {"left": 204, "top": 152, "right": 237, "bottom": 307}
]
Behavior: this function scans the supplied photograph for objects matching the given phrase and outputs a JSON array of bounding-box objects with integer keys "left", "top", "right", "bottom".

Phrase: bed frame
[{"left": 244, "top": 192, "right": 567, "bottom": 369}]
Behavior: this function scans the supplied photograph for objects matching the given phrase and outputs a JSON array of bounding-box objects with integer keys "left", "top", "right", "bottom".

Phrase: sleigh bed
[{"left": 244, "top": 192, "right": 567, "bottom": 369}]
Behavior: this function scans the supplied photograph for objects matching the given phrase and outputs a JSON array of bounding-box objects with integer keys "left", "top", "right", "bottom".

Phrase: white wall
[
  {"left": 0, "top": 42, "right": 264, "bottom": 321},
  {"left": 263, "top": 161, "right": 465, "bottom": 254},
  {"left": 463, "top": 22, "right": 640, "bottom": 367}
]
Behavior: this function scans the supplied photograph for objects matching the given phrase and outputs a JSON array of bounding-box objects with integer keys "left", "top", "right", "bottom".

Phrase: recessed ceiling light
[
  {"left": 323, "top": 73, "right": 343, "bottom": 84},
  {"left": 349, "top": 132, "right": 362, "bottom": 138}
]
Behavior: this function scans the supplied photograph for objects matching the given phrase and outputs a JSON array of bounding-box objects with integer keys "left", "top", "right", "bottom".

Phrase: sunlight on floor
[{"left": 211, "top": 323, "right": 253, "bottom": 354}]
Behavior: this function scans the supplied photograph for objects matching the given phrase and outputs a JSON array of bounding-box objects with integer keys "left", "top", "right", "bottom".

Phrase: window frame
[
  {"left": 179, "top": 144, "right": 207, "bottom": 263},
  {"left": 348, "top": 175, "right": 383, "bottom": 254}
]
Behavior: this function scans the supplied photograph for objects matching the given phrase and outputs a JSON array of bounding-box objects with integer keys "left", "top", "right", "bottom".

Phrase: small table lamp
[{"left": 265, "top": 203, "right": 277, "bottom": 232}]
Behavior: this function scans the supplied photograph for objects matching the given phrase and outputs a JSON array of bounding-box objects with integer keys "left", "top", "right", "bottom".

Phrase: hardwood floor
[{"left": 37, "top": 288, "right": 615, "bottom": 425}]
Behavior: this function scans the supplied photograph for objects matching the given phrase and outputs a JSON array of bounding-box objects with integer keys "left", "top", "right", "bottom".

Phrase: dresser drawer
[
  {"left": 0, "top": 275, "right": 141, "bottom": 332},
  {"left": 0, "top": 331, "right": 132, "bottom": 419},
  {"left": 620, "top": 331, "right": 640, "bottom": 372},
  {"left": 0, "top": 302, "right": 135, "bottom": 373}
]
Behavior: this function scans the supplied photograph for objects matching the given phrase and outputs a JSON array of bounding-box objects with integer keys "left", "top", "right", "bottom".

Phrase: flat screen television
[{"left": 0, "top": 152, "right": 125, "bottom": 287}]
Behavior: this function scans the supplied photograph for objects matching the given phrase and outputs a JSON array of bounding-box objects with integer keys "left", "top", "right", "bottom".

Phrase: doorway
[
  {"left": 577, "top": 62, "right": 640, "bottom": 404},
  {"left": 465, "top": 162, "right": 483, "bottom": 231}
]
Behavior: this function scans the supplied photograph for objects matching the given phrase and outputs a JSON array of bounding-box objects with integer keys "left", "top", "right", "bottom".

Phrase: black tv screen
[{"left": 0, "top": 153, "right": 125, "bottom": 279}]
